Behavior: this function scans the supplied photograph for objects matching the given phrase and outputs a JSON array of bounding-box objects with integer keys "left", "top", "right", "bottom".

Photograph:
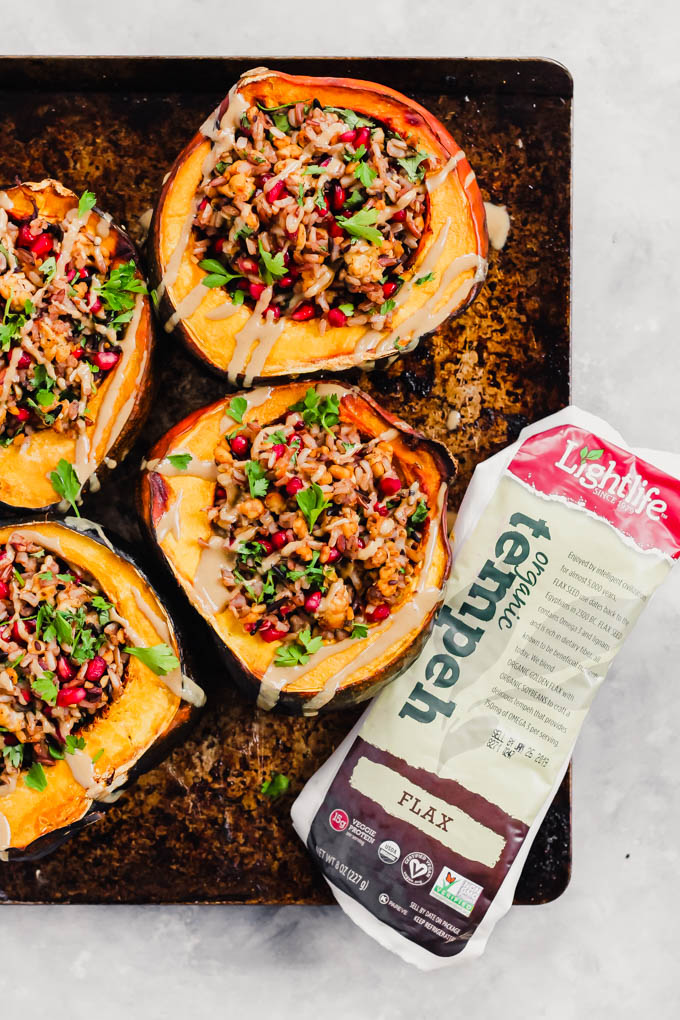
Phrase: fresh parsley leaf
[
  {"left": 235, "top": 223, "right": 254, "bottom": 242},
  {"left": 238, "top": 541, "right": 267, "bottom": 565},
  {"left": 298, "top": 627, "right": 323, "bottom": 655},
  {"left": 245, "top": 459, "right": 269, "bottom": 498},
  {"left": 354, "top": 161, "right": 377, "bottom": 188},
  {"left": 91, "top": 748, "right": 104, "bottom": 764},
  {"left": 349, "top": 143, "right": 367, "bottom": 162},
  {"left": 291, "top": 387, "right": 340, "bottom": 431},
  {"left": 97, "top": 261, "right": 147, "bottom": 318},
  {"left": 274, "top": 643, "right": 306, "bottom": 666},
  {"left": 314, "top": 188, "right": 327, "bottom": 211},
  {"left": 379, "top": 298, "right": 396, "bottom": 316},
  {"left": 225, "top": 395, "right": 248, "bottom": 423},
  {"left": 78, "top": 190, "right": 97, "bottom": 218},
  {"left": 24, "top": 762, "right": 47, "bottom": 792},
  {"left": 35, "top": 389, "right": 55, "bottom": 407},
  {"left": 297, "top": 183, "right": 305, "bottom": 207},
  {"left": 49, "top": 458, "right": 81, "bottom": 516},
  {"left": 336, "top": 208, "right": 383, "bottom": 247},
  {"left": 57, "top": 573, "right": 74, "bottom": 583},
  {"left": 296, "top": 484, "right": 331, "bottom": 532},
  {"left": 2, "top": 743, "right": 24, "bottom": 769},
  {"left": 324, "top": 107, "right": 374, "bottom": 130},
  {"left": 344, "top": 189, "right": 364, "bottom": 209},
  {"left": 232, "top": 288, "right": 245, "bottom": 307},
  {"left": 168, "top": 453, "right": 192, "bottom": 471},
  {"left": 124, "top": 643, "right": 180, "bottom": 676},
  {"left": 65, "top": 734, "right": 86, "bottom": 755},
  {"left": 338, "top": 303, "right": 354, "bottom": 316},
  {"left": 397, "top": 151, "right": 429, "bottom": 182},
  {"left": 266, "top": 429, "right": 287, "bottom": 446},
  {"left": 261, "top": 773, "right": 290, "bottom": 799},
  {"left": 49, "top": 743, "right": 65, "bottom": 760},
  {"left": 410, "top": 500, "right": 429, "bottom": 525},
  {"left": 415, "top": 272, "right": 435, "bottom": 286},
  {"left": 198, "top": 258, "right": 243, "bottom": 289},
  {"left": 258, "top": 239, "right": 286, "bottom": 284},
  {"left": 40, "top": 255, "right": 57, "bottom": 285},
  {"left": 351, "top": 623, "right": 369, "bottom": 640},
  {"left": 301, "top": 165, "right": 327, "bottom": 176},
  {"left": 31, "top": 673, "right": 58, "bottom": 705},
  {"left": 38, "top": 570, "right": 53, "bottom": 580},
  {"left": 13, "top": 568, "right": 24, "bottom": 588}
]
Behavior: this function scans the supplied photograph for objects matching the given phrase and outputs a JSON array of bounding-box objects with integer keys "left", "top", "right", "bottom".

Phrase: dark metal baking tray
[{"left": 0, "top": 56, "right": 572, "bottom": 905}]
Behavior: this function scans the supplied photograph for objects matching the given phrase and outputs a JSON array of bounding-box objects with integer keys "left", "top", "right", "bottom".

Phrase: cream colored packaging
[{"left": 291, "top": 406, "right": 680, "bottom": 968}]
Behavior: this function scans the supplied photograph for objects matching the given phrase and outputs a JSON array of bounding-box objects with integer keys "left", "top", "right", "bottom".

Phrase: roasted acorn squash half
[
  {"left": 139, "top": 380, "right": 453, "bottom": 714},
  {"left": 150, "top": 67, "right": 488, "bottom": 384},
  {"left": 0, "top": 518, "right": 204, "bottom": 861},
  {"left": 0, "top": 180, "right": 154, "bottom": 513}
]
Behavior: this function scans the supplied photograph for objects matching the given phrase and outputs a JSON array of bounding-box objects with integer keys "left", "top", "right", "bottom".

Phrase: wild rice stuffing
[
  {"left": 193, "top": 101, "right": 432, "bottom": 330},
  {"left": 0, "top": 191, "right": 146, "bottom": 446},
  {"left": 208, "top": 387, "right": 431, "bottom": 667},
  {"left": 0, "top": 533, "right": 130, "bottom": 791}
]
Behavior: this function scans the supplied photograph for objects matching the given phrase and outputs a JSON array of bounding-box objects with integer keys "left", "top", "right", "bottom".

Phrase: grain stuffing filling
[
  {"left": 0, "top": 533, "right": 131, "bottom": 792},
  {"left": 208, "top": 388, "right": 431, "bottom": 667},
  {"left": 192, "top": 102, "right": 431, "bottom": 331},
  {"left": 0, "top": 192, "right": 146, "bottom": 445}
]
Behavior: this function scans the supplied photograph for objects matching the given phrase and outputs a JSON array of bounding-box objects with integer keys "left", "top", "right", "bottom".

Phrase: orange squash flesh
[
  {"left": 0, "top": 519, "right": 200, "bottom": 859},
  {"left": 151, "top": 68, "right": 488, "bottom": 381},
  {"left": 0, "top": 180, "right": 154, "bottom": 513},
  {"left": 139, "top": 381, "right": 454, "bottom": 713}
]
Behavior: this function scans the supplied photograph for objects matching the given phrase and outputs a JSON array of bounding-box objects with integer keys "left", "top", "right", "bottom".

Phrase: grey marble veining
[{"left": 1, "top": 2, "right": 679, "bottom": 1017}]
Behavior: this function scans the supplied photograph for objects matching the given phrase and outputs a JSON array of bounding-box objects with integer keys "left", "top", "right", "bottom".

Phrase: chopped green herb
[
  {"left": 266, "top": 429, "right": 287, "bottom": 446},
  {"left": 258, "top": 239, "right": 286, "bottom": 284},
  {"left": 65, "top": 734, "right": 86, "bottom": 755},
  {"left": 351, "top": 623, "right": 369, "bottom": 640},
  {"left": 297, "top": 183, "right": 305, "bottom": 206},
  {"left": 338, "top": 303, "right": 354, "bottom": 316},
  {"left": 296, "top": 483, "right": 331, "bottom": 532},
  {"left": 245, "top": 459, "right": 269, "bottom": 498},
  {"left": 291, "top": 387, "right": 340, "bottom": 431},
  {"left": 31, "top": 673, "right": 58, "bottom": 705},
  {"left": 232, "top": 288, "right": 245, "bottom": 307},
  {"left": 336, "top": 208, "right": 383, "bottom": 247},
  {"left": 38, "top": 570, "right": 53, "bottom": 580},
  {"left": 225, "top": 395, "right": 248, "bottom": 423},
  {"left": 78, "top": 190, "right": 97, "bottom": 218},
  {"left": 91, "top": 748, "right": 105, "bottom": 764},
  {"left": 97, "top": 261, "right": 147, "bottom": 321},
  {"left": 198, "top": 258, "right": 243, "bottom": 289},
  {"left": 415, "top": 272, "right": 435, "bottom": 286},
  {"left": 235, "top": 223, "right": 254, "bottom": 242},
  {"left": 354, "top": 161, "right": 377, "bottom": 188},
  {"left": 13, "top": 568, "right": 24, "bottom": 588},
  {"left": 274, "top": 626, "right": 323, "bottom": 667},
  {"left": 261, "top": 773, "right": 290, "bottom": 799},
  {"left": 57, "top": 573, "right": 75, "bottom": 583},
  {"left": 24, "top": 762, "right": 47, "bottom": 792},
  {"left": 324, "top": 107, "right": 374, "bottom": 130},
  {"left": 168, "top": 453, "right": 192, "bottom": 471},
  {"left": 379, "top": 298, "right": 396, "bottom": 316},
  {"left": 124, "top": 644, "right": 180, "bottom": 676},
  {"left": 411, "top": 501, "right": 428, "bottom": 525},
  {"left": 40, "top": 255, "right": 57, "bottom": 285},
  {"left": 3, "top": 744, "right": 24, "bottom": 769},
  {"left": 396, "top": 151, "right": 429, "bottom": 182},
  {"left": 301, "top": 165, "right": 327, "bottom": 176},
  {"left": 49, "top": 743, "right": 64, "bottom": 761}
]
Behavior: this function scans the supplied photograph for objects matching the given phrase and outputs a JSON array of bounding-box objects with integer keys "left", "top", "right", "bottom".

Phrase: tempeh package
[{"left": 292, "top": 406, "right": 680, "bottom": 968}]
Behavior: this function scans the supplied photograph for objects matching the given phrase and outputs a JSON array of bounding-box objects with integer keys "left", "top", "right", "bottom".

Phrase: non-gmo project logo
[
  {"left": 429, "top": 866, "right": 483, "bottom": 918},
  {"left": 401, "top": 851, "right": 433, "bottom": 886},
  {"left": 329, "top": 809, "right": 349, "bottom": 832}
]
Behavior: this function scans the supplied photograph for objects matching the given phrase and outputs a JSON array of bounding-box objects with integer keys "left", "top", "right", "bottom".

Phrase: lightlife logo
[{"left": 554, "top": 441, "right": 668, "bottom": 521}]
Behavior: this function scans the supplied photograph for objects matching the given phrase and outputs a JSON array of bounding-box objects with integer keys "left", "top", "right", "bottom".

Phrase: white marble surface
[{"left": 1, "top": 2, "right": 680, "bottom": 1017}]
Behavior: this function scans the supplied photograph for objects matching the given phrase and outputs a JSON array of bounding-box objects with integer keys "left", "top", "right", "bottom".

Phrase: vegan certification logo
[
  {"left": 429, "top": 866, "right": 483, "bottom": 918},
  {"left": 401, "top": 851, "right": 433, "bottom": 886}
]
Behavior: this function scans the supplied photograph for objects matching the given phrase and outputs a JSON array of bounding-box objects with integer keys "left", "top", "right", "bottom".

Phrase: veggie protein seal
[{"left": 291, "top": 406, "right": 680, "bottom": 969}]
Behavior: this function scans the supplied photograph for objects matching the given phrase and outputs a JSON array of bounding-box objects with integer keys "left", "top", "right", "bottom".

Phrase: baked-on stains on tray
[{"left": 0, "top": 57, "right": 571, "bottom": 905}]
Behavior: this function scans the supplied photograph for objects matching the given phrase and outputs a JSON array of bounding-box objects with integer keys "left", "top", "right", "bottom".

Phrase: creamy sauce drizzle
[
  {"left": 130, "top": 589, "right": 206, "bottom": 707},
  {"left": 226, "top": 288, "right": 286, "bottom": 386},
  {"left": 56, "top": 208, "right": 89, "bottom": 277},
  {"left": 257, "top": 484, "right": 446, "bottom": 712},
  {"left": 426, "top": 151, "right": 465, "bottom": 193},
  {"left": 74, "top": 294, "right": 144, "bottom": 483},
  {"left": 484, "top": 202, "right": 511, "bottom": 250},
  {"left": 193, "top": 536, "right": 230, "bottom": 615},
  {"left": 156, "top": 488, "right": 184, "bottom": 543},
  {"left": 164, "top": 281, "right": 209, "bottom": 332},
  {"left": 151, "top": 454, "right": 218, "bottom": 482},
  {"left": 206, "top": 301, "right": 241, "bottom": 321}
]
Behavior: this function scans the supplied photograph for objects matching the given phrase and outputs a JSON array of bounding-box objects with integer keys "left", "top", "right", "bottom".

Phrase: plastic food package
[{"left": 292, "top": 406, "right": 680, "bottom": 968}]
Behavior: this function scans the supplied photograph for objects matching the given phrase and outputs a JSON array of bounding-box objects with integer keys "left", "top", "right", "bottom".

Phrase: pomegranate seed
[
  {"left": 230, "top": 434, "right": 249, "bottom": 457},
  {"left": 293, "top": 419, "right": 305, "bottom": 431},
  {"left": 266, "top": 304, "right": 281, "bottom": 321},
  {"left": 215, "top": 485, "right": 226, "bottom": 502},
  {"left": 2, "top": 732, "right": 17, "bottom": 745},
  {"left": 320, "top": 157, "right": 331, "bottom": 167},
  {"left": 258, "top": 538, "right": 273, "bottom": 555},
  {"left": 93, "top": 351, "right": 120, "bottom": 372},
  {"left": 325, "top": 547, "right": 341, "bottom": 564},
  {"left": 72, "top": 346, "right": 84, "bottom": 360},
  {"left": 392, "top": 209, "right": 407, "bottom": 222},
  {"left": 355, "top": 127, "right": 371, "bottom": 148},
  {"left": 17, "top": 224, "right": 34, "bottom": 247},
  {"left": 78, "top": 267, "right": 89, "bottom": 279},
  {"left": 17, "top": 352, "right": 31, "bottom": 369},
  {"left": 266, "top": 180, "right": 285, "bottom": 202},
  {"left": 291, "top": 302, "right": 315, "bottom": 321},
  {"left": 279, "top": 603, "right": 294, "bottom": 616},
  {"left": 331, "top": 183, "right": 346, "bottom": 211},
  {"left": 286, "top": 477, "right": 304, "bottom": 496},
  {"left": 271, "top": 443, "right": 286, "bottom": 460},
  {"left": 366, "top": 603, "right": 391, "bottom": 624},
  {"left": 379, "top": 476, "right": 402, "bottom": 497},
  {"left": 272, "top": 531, "right": 288, "bottom": 550},
  {"left": 198, "top": 198, "right": 208, "bottom": 212},
  {"left": 375, "top": 503, "right": 389, "bottom": 517},
  {"left": 382, "top": 281, "right": 398, "bottom": 298},
  {"left": 277, "top": 275, "right": 294, "bottom": 289},
  {"left": 249, "top": 281, "right": 266, "bottom": 300},
  {"left": 14, "top": 407, "right": 30, "bottom": 422},
  {"left": 31, "top": 233, "right": 53, "bottom": 257},
  {"left": 90, "top": 296, "right": 103, "bottom": 314},
  {"left": 287, "top": 265, "right": 300, "bottom": 279},
  {"left": 339, "top": 129, "right": 357, "bottom": 143},
  {"left": 214, "top": 237, "right": 225, "bottom": 253},
  {"left": 244, "top": 621, "right": 257, "bottom": 634},
  {"left": 57, "top": 656, "right": 74, "bottom": 681},
  {"left": 283, "top": 250, "right": 292, "bottom": 267},
  {"left": 304, "top": 591, "right": 322, "bottom": 613},
  {"left": 85, "top": 655, "right": 107, "bottom": 682},
  {"left": 239, "top": 257, "right": 259, "bottom": 275},
  {"left": 236, "top": 279, "right": 250, "bottom": 290},
  {"left": 66, "top": 268, "right": 77, "bottom": 282},
  {"left": 259, "top": 623, "right": 284, "bottom": 643},
  {"left": 328, "top": 220, "right": 345, "bottom": 239},
  {"left": 327, "top": 307, "right": 347, "bottom": 328},
  {"left": 56, "top": 687, "right": 87, "bottom": 707},
  {"left": 317, "top": 192, "right": 330, "bottom": 215},
  {"left": 357, "top": 537, "right": 365, "bottom": 549},
  {"left": 0, "top": 580, "right": 9, "bottom": 599}
]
